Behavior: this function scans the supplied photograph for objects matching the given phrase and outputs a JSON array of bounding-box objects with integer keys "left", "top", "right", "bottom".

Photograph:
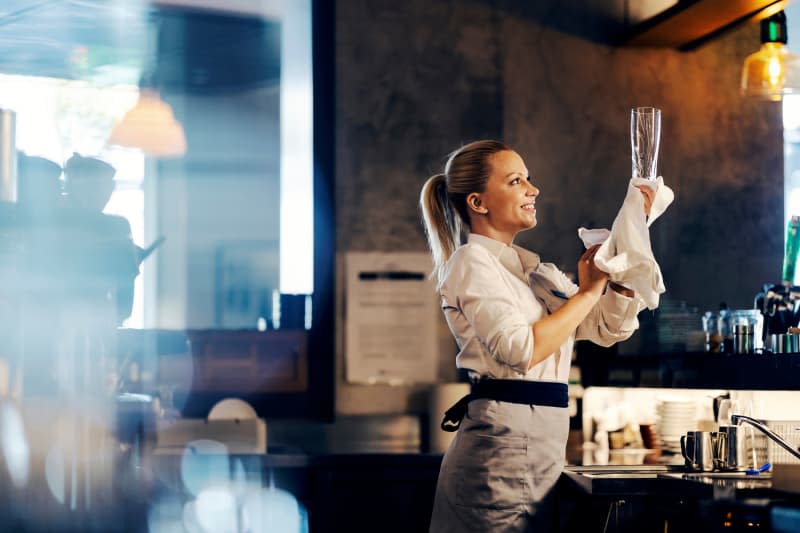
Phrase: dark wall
[
  {"left": 333, "top": 0, "right": 783, "bottom": 412},
  {"left": 336, "top": 0, "right": 782, "bottom": 311}
]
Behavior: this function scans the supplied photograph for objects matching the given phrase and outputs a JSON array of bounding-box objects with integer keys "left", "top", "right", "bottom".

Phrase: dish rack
[
  {"left": 766, "top": 420, "right": 800, "bottom": 465},
  {"left": 742, "top": 420, "right": 800, "bottom": 466}
]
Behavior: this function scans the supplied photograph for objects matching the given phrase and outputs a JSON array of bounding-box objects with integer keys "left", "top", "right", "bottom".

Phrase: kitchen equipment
[
  {"left": 656, "top": 396, "right": 697, "bottom": 453},
  {"left": 712, "top": 393, "right": 731, "bottom": 424},
  {"left": 729, "top": 309, "right": 764, "bottom": 352},
  {"left": 733, "top": 324, "right": 754, "bottom": 354},
  {"left": 770, "top": 333, "right": 800, "bottom": 353},
  {"left": 763, "top": 421, "right": 800, "bottom": 464},
  {"left": 715, "top": 425, "right": 751, "bottom": 471},
  {"left": 755, "top": 284, "right": 800, "bottom": 346},
  {"left": 680, "top": 430, "right": 715, "bottom": 472},
  {"left": 680, "top": 431, "right": 695, "bottom": 469},
  {"left": 712, "top": 430, "right": 728, "bottom": 470},
  {"left": 702, "top": 311, "right": 723, "bottom": 352}
]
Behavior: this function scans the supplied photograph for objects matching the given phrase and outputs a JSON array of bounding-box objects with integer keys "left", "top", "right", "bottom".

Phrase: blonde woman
[{"left": 420, "top": 140, "right": 654, "bottom": 532}]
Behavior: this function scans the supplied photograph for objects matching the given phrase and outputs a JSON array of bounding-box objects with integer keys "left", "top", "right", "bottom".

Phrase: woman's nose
[{"left": 526, "top": 182, "right": 539, "bottom": 196}]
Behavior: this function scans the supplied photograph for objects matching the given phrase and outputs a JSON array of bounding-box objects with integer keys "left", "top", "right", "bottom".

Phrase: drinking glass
[{"left": 630, "top": 107, "right": 661, "bottom": 180}]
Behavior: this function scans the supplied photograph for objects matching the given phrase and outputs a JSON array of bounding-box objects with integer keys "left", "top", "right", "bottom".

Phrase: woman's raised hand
[
  {"left": 578, "top": 244, "right": 608, "bottom": 297},
  {"left": 636, "top": 184, "right": 656, "bottom": 217}
]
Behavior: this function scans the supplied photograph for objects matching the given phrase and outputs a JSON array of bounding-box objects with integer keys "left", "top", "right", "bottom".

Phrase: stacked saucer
[{"left": 656, "top": 396, "right": 697, "bottom": 453}]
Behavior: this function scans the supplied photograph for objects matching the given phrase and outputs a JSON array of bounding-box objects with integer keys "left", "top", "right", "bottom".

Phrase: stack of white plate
[{"left": 656, "top": 396, "right": 697, "bottom": 453}]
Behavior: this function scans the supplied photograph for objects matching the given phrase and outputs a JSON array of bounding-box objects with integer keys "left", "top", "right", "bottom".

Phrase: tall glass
[{"left": 630, "top": 107, "right": 661, "bottom": 180}]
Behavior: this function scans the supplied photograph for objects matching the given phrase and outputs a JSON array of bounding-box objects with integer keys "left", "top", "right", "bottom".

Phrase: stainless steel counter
[{"left": 563, "top": 463, "right": 774, "bottom": 499}]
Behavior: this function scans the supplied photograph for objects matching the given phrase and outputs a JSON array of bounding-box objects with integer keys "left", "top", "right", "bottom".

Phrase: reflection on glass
[{"left": 0, "top": 1, "right": 316, "bottom": 530}]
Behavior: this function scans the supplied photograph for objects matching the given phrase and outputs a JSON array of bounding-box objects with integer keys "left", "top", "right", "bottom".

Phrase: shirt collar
[{"left": 467, "top": 233, "right": 541, "bottom": 281}]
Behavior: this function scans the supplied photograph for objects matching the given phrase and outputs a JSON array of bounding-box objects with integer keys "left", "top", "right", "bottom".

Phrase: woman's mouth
[{"left": 522, "top": 203, "right": 536, "bottom": 212}]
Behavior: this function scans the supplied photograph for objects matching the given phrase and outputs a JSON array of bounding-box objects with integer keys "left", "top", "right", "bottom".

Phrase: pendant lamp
[
  {"left": 107, "top": 12, "right": 186, "bottom": 158},
  {"left": 741, "top": 10, "right": 800, "bottom": 102},
  {"left": 107, "top": 86, "right": 186, "bottom": 157}
]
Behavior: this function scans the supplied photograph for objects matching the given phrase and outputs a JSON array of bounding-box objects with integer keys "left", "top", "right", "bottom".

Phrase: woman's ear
[{"left": 466, "top": 192, "right": 488, "bottom": 215}]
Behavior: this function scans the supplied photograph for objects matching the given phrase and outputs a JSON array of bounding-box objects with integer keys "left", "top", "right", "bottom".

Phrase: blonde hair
[{"left": 419, "top": 140, "right": 511, "bottom": 287}]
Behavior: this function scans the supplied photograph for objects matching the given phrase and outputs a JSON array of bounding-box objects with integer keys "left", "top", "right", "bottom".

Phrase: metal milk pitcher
[
  {"left": 681, "top": 430, "right": 715, "bottom": 472},
  {"left": 715, "top": 425, "right": 751, "bottom": 471}
]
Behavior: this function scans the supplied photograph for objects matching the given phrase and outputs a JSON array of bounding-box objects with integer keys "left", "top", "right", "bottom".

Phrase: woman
[{"left": 419, "top": 140, "right": 654, "bottom": 532}]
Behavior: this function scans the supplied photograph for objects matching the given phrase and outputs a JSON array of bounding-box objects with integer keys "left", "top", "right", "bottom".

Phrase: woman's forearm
[{"left": 528, "top": 289, "right": 602, "bottom": 370}]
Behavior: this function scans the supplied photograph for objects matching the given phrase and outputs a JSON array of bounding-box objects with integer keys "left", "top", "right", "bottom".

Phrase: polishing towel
[{"left": 578, "top": 177, "right": 674, "bottom": 310}]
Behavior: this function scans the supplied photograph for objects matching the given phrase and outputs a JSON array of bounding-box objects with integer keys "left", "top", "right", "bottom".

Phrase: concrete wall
[{"left": 334, "top": 0, "right": 784, "bottom": 414}]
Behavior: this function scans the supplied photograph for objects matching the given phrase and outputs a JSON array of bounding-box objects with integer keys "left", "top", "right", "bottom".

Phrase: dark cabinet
[
  {"left": 309, "top": 455, "right": 441, "bottom": 533},
  {"left": 238, "top": 454, "right": 441, "bottom": 532}
]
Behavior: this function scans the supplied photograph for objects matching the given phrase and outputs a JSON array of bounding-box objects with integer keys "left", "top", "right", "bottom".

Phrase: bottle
[
  {"left": 718, "top": 303, "right": 733, "bottom": 353},
  {"left": 702, "top": 311, "right": 722, "bottom": 352},
  {"left": 732, "top": 323, "right": 753, "bottom": 354},
  {"left": 782, "top": 216, "right": 800, "bottom": 285}
]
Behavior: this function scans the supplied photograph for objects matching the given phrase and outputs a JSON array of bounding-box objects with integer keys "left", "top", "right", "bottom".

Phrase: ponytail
[
  {"left": 419, "top": 173, "right": 462, "bottom": 287},
  {"left": 420, "top": 140, "right": 511, "bottom": 288}
]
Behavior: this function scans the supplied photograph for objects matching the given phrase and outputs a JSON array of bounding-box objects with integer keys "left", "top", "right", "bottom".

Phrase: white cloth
[
  {"left": 439, "top": 233, "right": 642, "bottom": 382},
  {"left": 578, "top": 176, "right": 674, "bottom": 310}
]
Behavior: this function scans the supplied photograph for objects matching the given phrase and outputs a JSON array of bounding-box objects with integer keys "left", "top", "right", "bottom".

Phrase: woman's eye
[
  {"left": 510, "top": 178, "right": 520, "bottom": 185},
  {"left": 526, "top": 176, "right": 532, "bottom": 183}
]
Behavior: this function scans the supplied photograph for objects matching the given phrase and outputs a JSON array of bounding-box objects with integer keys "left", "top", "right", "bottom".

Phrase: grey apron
[{"left": 429, "top": 398, "right": 569, "bottom": 533}]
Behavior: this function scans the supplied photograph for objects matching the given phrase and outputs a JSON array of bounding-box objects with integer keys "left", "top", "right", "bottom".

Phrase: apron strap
[
  {"left": 439, "top": 379, "right": 568, "bottom": 433},
  {"left": 440, "top": 394, "right": 472, "bottom": 432}
]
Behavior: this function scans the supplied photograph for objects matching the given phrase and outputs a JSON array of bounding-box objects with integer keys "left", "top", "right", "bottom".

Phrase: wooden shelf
[{"left": 623, "top": 0, "right": 787, "bottom": 50}]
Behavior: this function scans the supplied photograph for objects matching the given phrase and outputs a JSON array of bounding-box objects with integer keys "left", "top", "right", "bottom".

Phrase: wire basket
[
  {"left": 741, "top": 429, "right": 768, "bottom": 469},
  {"left": 766, "top": 420, "right": 800, "bottom": 465}
]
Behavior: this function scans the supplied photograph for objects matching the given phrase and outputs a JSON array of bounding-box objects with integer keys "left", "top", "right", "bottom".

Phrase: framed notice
[{"left": 344, "top": 252, "right": 438, "bottom": 384}]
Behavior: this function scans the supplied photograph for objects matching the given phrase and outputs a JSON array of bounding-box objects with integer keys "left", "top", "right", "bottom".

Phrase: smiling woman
[{"left": 419, "top": 140, "right": 649, "bottom": 532}]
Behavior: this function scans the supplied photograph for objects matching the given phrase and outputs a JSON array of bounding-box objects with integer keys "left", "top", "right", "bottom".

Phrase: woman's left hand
[{"left": 636, "top": 184, "right": 656, "bottom": 217}]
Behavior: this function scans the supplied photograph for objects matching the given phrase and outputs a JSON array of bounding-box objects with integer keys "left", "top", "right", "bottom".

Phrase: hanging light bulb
[
  {"left": 742, "top": 10, "right": 800, "bottom": 102},
  {"left": 106, "top": 12, "right": 186, "bottom": 158},
  {"left": 107, "top": 88, "right": 187, "bottom": 157}
]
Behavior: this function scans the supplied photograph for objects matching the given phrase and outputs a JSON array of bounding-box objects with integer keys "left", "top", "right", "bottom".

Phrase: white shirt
[{"left": 439, "top": 234, "right": 643, "bottom": 383}]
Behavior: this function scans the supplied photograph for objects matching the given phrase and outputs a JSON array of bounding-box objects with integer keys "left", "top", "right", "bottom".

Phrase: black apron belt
[{"left": 440, "top": 379, "right": 568, "bottom": 432}]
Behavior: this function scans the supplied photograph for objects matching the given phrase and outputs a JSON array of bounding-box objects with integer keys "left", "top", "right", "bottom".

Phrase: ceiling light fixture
[
  {"left": 107, "top": 87, "right": 186, "bottom": 157},
  {"left": 741, "top": 10, "right": 800, "bottom": 102},
  {"left": 106, "top": 12, "right": 186, "bottom": 158}
]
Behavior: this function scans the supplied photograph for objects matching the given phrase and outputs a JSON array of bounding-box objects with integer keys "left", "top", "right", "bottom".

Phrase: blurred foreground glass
[{"left": 630, "top": 107, "right": 661, "bottom": 181}]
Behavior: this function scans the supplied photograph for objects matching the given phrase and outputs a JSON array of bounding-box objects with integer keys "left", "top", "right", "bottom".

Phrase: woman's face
[{"left": 468, "top": 149, "right": 539, "bottom": 242}]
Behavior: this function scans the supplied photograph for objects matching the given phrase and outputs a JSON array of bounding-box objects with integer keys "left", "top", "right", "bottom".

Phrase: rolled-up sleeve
[
  {"left": 576, "top": 288, "right": 643, "bottom": 347},
  {"left": 443, "top": 249, "right": 534, "bottom": 373}
]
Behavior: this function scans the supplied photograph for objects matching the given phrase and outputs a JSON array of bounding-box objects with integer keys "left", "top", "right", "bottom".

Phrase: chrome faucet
[{"left": 730, "top": 414, "right": 800, "bottom": 461}]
